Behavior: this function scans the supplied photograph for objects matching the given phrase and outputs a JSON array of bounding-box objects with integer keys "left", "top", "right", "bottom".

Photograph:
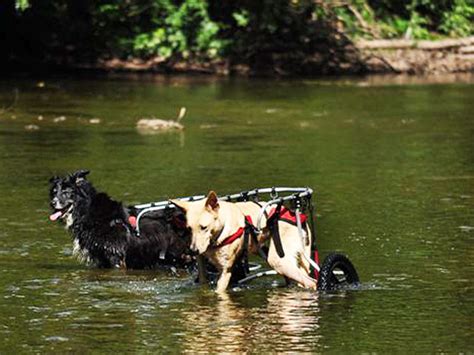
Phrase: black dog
[{"left": 49, "top": 170, "right": 193, "bottom": 269}]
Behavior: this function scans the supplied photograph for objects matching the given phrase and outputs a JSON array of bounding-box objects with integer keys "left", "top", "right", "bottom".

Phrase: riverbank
[
  {"left": 63, "top": 37, "right": 474, "bottom": 76},
  {"left": 3, "top": 37, "right": 474, "bottom": 77},
  {"left": 4, "top": 1, "right": 473, "bottom": 77},
  {"left": 358, "top": 36, "right": 474, "bottom": 74}
]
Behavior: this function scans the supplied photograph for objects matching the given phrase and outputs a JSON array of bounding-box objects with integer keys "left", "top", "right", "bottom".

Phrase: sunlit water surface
[{"left": 0, "top": 74, "right": 473, "bottom": 352}]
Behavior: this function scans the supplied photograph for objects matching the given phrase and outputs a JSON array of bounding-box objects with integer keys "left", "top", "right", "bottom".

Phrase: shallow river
[{"left": 0, "top": 73, "right": 473, "bottom": 353}]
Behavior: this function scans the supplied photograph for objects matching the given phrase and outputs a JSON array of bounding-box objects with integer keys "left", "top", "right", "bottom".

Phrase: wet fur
[{"left": 49, "top": 170, "right": 192, "bottom": 269}]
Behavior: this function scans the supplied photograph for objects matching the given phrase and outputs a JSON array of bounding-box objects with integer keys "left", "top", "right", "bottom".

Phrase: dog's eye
[{"left": 200, "top": 225, "right": 207, "bottom": 231}]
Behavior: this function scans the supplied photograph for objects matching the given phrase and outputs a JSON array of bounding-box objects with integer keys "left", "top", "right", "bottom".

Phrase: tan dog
[{"left": 172, "top": 191, "right": 317, "bottom": 293}]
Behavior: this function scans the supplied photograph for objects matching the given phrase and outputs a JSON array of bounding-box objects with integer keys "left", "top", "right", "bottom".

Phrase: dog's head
[
  {"left": 49, "top": 169, "right": 90, "bottom": 223},
  {"left": 171, "top": 191, "right": 222, "bottom": 255}
]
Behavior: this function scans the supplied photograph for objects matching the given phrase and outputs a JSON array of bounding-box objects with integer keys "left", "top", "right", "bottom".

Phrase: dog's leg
[
  {"left": 216, "top": 269, "right": 232, "bottom": 293},
  {"left": 268, "top": 250, "right": 317, "bottom": 289},
  {"left": 267, "top": 223, "right": 318, "bottom": 290},
  {"left": 196, "top": 255, "right": 208, "bottom": 284}
]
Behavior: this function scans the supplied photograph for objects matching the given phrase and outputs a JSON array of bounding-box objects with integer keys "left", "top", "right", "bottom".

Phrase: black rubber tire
[{"left": 317, "top": 252, "right": 359, "bottom": 291}]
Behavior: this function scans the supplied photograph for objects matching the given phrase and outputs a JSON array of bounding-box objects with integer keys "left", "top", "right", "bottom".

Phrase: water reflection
[
  {"left": 182, "top": 292, "right": 249, "bottom": 353},
  {"left": 181, "top": 289, "right": 321, "bottom": 352},
  {"left": 267, "top": 290, "right": 320, "bottom": 334}
]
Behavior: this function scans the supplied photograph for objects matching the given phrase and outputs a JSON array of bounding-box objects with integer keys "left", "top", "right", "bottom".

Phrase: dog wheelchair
[{"left": 133, "top": 187, "right": 359, "bottom": 291}]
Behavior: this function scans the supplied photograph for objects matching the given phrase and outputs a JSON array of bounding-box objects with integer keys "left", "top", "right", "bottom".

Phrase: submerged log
[
  {"left": 136, "top": 107, "right": 186, "bottom": 133},
  {"left": 136, "top": 119, "right": 184, "bottom": 131}
]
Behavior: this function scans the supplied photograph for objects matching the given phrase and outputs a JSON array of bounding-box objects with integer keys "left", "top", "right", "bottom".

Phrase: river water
[{"left": 0, "top": 73, "right": 473, "bottom": 353}]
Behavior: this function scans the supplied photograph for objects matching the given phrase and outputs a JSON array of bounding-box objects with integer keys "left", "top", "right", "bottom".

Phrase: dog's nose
[{"left": 189, "top": 242, "right": 199, "bottom": 254}]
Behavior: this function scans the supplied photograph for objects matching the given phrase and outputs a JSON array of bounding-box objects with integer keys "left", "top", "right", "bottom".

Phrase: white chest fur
[{"left": 72, "top": 238, "right": 91, "bottom": 265}]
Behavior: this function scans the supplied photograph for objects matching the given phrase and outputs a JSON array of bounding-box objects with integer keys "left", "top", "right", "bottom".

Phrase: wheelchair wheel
[{"left": 317, "top": 252, "right": 359, "bottom": 291}]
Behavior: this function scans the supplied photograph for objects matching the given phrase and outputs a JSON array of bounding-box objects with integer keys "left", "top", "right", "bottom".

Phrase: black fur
[{"left": 49, "top": 170, "right": 193, "bottom": 269}]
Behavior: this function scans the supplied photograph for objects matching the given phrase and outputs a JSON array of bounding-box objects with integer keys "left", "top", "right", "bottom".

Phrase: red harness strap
[
  {"left": 218, "top": 215, "right": 253, "bottom": 247},
  {"left": 128, "top": 216, "right": 137, "bottom": 228},
  {"left": 268, "top": 207, "right": 307, "bottom": 225}
]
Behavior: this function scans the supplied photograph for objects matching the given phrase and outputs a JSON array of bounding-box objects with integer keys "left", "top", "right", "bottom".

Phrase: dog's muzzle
[
  {"left": 189, "top": 242, "right": 200, "bottom": 255},
  {"left": 49, "top": 205, "right": 73, "bottom": 221}
]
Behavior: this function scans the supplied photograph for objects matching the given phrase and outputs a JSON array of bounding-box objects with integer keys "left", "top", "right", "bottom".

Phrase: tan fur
[
  {"left": 172, "top": 192, "right": 317, "bottom": 293},
  {"left": 236, "top": 201, "right": 317, "bottom": 290}
]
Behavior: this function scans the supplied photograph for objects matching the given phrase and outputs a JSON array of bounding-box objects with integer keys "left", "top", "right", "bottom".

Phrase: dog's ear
[
  {"left": 74, "top": 169, "right": 90, "bottom": 179},
  {"left": 205, "top": 191, "right": 219, "bottom": 211},
  {"left": 49, "top": 176, "right": 59, "bottom": 184},
  {"left": 73, "top": 169, "right": 90, "bottom": 185},
  {"left": 169, "top": 199, "right": 188, "bottom": 212}
]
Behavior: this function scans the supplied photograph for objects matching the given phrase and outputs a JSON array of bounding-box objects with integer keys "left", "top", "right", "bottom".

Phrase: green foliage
[
  {"left": 337, "top": 0, "right": 474, "bottom": 39},
  {"left": 15, "top": 0, "right": 29, "bottom": 11},
  {"left": 232, "top": 10, "right": 250, "bottom": 28},
  {"left": 90, "top": 0, "right": 226, "bottom": 60},
  {"left": 406, "top": 9, "right": 432, "bottom": 39},
  {"left": 379, "top": 17, "right": 410, "bottom": 38},
  {"left": 8, "top": 0, "right": 474, "bottom": 68},
  {"left": 440, "top": 0, "right": 474, "bottom": 37},
  {"left": 126, "top": 0, "right": 224, "bottom": 59}
]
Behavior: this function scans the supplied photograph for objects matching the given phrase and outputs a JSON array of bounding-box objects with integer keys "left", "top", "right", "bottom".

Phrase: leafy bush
[
  {"left": 440, "top": 0, "right": 474, "bottom": 37},
  {"left": 366, "top": 0, "right": 473, "bottom": 39},
  {"left": 131, "top": 0, "right": 224, "bottom": 59}
]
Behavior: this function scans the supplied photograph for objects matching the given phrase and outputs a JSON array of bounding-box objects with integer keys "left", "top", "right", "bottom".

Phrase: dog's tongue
[{"left": 49, "top": 211, "right": 63, "bottom": 221}]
